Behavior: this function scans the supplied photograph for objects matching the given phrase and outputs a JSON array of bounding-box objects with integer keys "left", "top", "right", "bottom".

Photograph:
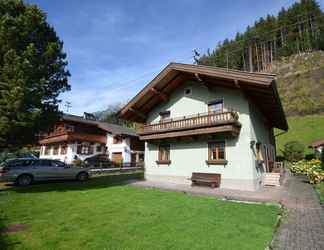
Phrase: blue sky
[{"left": 27, "top": 0, "right": 324, "bottom": 115}]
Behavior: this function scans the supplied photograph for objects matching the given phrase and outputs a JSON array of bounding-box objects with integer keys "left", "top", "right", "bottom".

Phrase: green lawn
[
  {"left": 275, "top": 114, "right": 324, "bottom": 155},
  {"left": 0, "top": 173, "right": 279, "bottom": 250},
  {"left": 315, "top": 183, "right": 324, "bottom": 204}
]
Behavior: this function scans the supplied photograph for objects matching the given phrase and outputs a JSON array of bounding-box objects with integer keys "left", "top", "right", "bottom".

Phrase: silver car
[{"left": 0, "top": 158, "right": 90, "bottom": 186}]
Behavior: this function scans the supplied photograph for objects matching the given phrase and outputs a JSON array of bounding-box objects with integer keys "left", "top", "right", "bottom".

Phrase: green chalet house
[{"left": 119, "top": 63, "right": 288, "bottom": 191}]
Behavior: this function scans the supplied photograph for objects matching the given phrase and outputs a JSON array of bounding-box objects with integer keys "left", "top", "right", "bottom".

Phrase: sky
[{"left": 27, "top": 0, "right": 324, "bottom": 115}]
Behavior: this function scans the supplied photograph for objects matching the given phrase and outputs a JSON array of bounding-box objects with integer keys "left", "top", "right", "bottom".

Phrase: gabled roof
[
  {"left": 62, "top": 114, "right": 138, "bottom": 137},
  {"left": 309, "top": 139, "right": 324, "bottom": 148},
  {"left": 118, "top": 63, "right": 288, "bottom": 131}
]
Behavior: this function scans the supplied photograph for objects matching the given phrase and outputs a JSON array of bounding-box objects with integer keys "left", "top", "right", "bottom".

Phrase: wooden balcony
[
  {"left": 139, "top": 111, "right": 241, "bottom": 140},
  {"left": 39, "top": 131, "right": 107, "bottom": 145}
]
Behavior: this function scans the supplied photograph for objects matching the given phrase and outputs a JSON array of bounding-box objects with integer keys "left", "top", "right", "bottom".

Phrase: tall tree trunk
[
  {"left": 242, "top": 49, "right": 246, "bottom": 71},
  {"left": 280, "top": 29, "right": 285, "bottom": 47},
  {"left": 255, "top": 43, "right": 260, "bottom": 72},
  {"left": 248, "top": 44, "right": 253, "bottom": 72}
]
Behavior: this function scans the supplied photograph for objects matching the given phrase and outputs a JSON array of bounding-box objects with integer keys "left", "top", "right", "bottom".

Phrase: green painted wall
[{"left": 144, "top": 80, "right": 274, "bottom": 190}]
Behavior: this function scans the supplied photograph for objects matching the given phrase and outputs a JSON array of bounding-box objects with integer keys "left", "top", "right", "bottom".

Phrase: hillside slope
[
  {"left": 273, "top": 51, "right": 324, "bottom": 116},
  {"left": 276, "top": 115, "right": 324, "bottom": 155}
]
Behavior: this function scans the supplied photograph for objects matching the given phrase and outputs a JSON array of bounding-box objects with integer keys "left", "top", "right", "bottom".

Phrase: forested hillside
[
  {"left": 197, "top": 0, "right": 324, "bottom": 117},
  {"left": 197, "top": 0, "right": 324, "bottom": 73},
  {"left": 274, "top": 51, "right": 324, "bottom": 116}
]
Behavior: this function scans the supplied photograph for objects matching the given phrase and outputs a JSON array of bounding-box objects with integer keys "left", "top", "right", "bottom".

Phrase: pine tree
[
  {"left": 197, "top": 0, "right": 324, "bottom": 71},
  {"left": 0, "top": 0, "right": 70, "bottom": 150}
]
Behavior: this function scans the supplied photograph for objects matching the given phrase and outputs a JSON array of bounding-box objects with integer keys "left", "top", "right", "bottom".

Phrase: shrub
[
  {"left": 290, "top": 159, "right": 324, "bottom": 184},
  {"left": 282, "top": 141, "right": 305, "bottom": 162},
  {"left": 71, "top": 159, "right": 83, "bottom": 167}
]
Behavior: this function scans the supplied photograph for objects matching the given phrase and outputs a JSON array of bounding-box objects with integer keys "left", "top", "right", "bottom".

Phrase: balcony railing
[{"left": 140, "top": 111, "right": 240, "bottom": 135}]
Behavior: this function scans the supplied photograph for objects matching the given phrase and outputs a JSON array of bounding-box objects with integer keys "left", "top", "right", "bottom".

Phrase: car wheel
[
  {"left": 16, "top": 174, "right": 33, "bottom": 186},
  {"left": 77, "top": 172, "right": 89, "bottom": 181}
]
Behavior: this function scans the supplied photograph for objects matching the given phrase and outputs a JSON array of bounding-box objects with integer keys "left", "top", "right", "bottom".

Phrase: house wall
[
  {"left": 144, "top": 80, "right": 265, "bottom": 191},
  {"left": 39, "top": 142, "right": 104, "bottom": 164},
  {"left": 106, "top": 134, "right": 144, "bottom": 163},
  {"left": 248, "top": 101, "right": 276, "bottom": 186},
  {"left": 107, "top": 134, "right": 131, "bottom": 163}
]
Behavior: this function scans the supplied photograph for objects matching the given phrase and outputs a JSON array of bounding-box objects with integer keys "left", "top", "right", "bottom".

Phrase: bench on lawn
[{"left": 191, "top": 172, "right": 221, "bottom": 188}]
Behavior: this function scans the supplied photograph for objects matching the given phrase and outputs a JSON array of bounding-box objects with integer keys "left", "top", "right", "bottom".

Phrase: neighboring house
[
  {"left": 39, "top": 113, "right": 144, "bottom": 164},
  {"left": 309, "top": 139, "right": 324, "bottom": 158},
  {"left": 119, "top": 63, "right": 288, "bottom": 191}
]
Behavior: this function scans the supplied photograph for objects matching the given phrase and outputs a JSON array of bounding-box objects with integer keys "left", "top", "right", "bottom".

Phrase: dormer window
[{"left": 159, "top": 111, "right": 170, "bottom": 122}]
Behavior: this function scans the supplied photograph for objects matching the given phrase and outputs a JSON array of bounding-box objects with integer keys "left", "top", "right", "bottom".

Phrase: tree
[
  {"left": 96, "top": 102, "right": 143, "bottom": 131},
  {"left": 197, "top": 0, "right": 324, "bottom": 70},
  {"left": 0, "top": 0, "right": 70, "bottom": 150},
  {"left": 282, "top": 141, "right": 305, "bottom": 162}
]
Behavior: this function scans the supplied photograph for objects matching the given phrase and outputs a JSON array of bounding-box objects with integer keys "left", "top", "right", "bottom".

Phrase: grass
[
  {"left": 0, "top": 173, "right": 279, "bottom": 250},
  {"left": 315, "top": 183, "right": 324, "bottom": 204},
  {"left": 275, "top": 114, "right": 324, "bottom": 155}
]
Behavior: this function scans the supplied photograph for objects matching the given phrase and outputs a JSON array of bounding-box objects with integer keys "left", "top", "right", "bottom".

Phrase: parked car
[
  {"left": 0, "top": 158, "right": 90, "bottom": 186},
  {"left": 84, "top": 154, "right": 112, "bottom": 168}
]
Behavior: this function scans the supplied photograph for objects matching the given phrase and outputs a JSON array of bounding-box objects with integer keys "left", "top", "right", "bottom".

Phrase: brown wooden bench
[{"left": 191, "top": 172, "right": 221, "bottom": 188}]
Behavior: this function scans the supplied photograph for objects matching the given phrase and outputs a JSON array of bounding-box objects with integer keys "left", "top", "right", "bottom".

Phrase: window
[
  {"left": 53, "top": 145, "right": 59, "bottom": 155},
  {"left": 113, "top": 136, "right": 122, "bottom": 144},
  {"left": 37, "top": 160, "right": 52, "bottom": 167},
  {"left": 77, "top": 144, "right": 93, "bottom": 155},
  {"left": 61, "top": 145, "right": 67, "bottom": 155},
  {"left": 44, "top": 146, "right": 51, "bottom": 155},
  {"left": 207, "top": 141, "right": 226, "bottom": 164},
  {"left": 64, "top": 124, "right": 74, "bottom": 132},
  {"left": 159, "top": 111, "right": 170, "bottom": 122},
  {"left": 208, "top": 100, "right": 223, "bottom": 113},
  {"left": 139, "top": 153, "right": 144, "bottom": 162},
  {"left": 51, "top": 160, "right": 66, "bottom": 167},
  {"left": 157, "top": 144, "right": 170, "bottom": 164},
  {"left": 96, "top": 144, "right": 105, "bottom": 153}
]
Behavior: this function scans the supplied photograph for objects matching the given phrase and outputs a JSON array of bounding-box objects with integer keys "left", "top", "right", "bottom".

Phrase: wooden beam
[
  {"left": 194, "top": 73, "right": 203, "bottom": 82},
  {"left": 234, "top": 79, "right": 240, "bottom": 88},
  {"left": 140, "top": 125, "right": 240, "bottom": 141},
  {"left": 129, "top": 107, "right": 146, "bottom": 120},
  {"left": 151, "top": 87, "right": 168, "bottom": 101}
]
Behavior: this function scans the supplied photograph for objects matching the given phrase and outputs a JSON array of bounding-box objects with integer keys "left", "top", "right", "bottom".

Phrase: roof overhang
[
  {"left": 118, "top": 63, "right": 288, "bottom": 131},
  {"left": 309, "top": 139, "right": 324, "bottom": 148}
]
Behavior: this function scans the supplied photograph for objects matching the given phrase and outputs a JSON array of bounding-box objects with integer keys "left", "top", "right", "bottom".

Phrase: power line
[{"left": 104, "top": 54, "right": 193, "bottom": 93}]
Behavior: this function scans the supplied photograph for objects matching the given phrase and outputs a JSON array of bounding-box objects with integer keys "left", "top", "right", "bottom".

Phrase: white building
[
  {"left": 119, "top": 63, "right": 288, "bottom": 191},
  {"left": 39, "top": 113, "right": 144, "bottom": 165}
]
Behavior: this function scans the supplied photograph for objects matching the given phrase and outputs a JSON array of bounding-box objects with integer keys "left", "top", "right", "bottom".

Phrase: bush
[
  {"left": 321, "top": 151, "right": 324, "bottom": 170},
  {"left": 282, "top": 141, "right": 305, "bottom": 162},
  {"left": 290, "top": 160, "right": 324, "bottom": 184},
  {"left": 71, "top": 159, "right": 83, "bottom": 167}
]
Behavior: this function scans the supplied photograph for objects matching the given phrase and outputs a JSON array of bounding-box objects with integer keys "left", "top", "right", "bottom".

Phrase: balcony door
[
  {"left": 208, "top": 100, "right": 223, "bottom": 114},
  {"left": 208, "top": 100, "right": 223, "bottom": 124},
  {"left": 159, "top": 111, "right": 170, "bottom": 122}
]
